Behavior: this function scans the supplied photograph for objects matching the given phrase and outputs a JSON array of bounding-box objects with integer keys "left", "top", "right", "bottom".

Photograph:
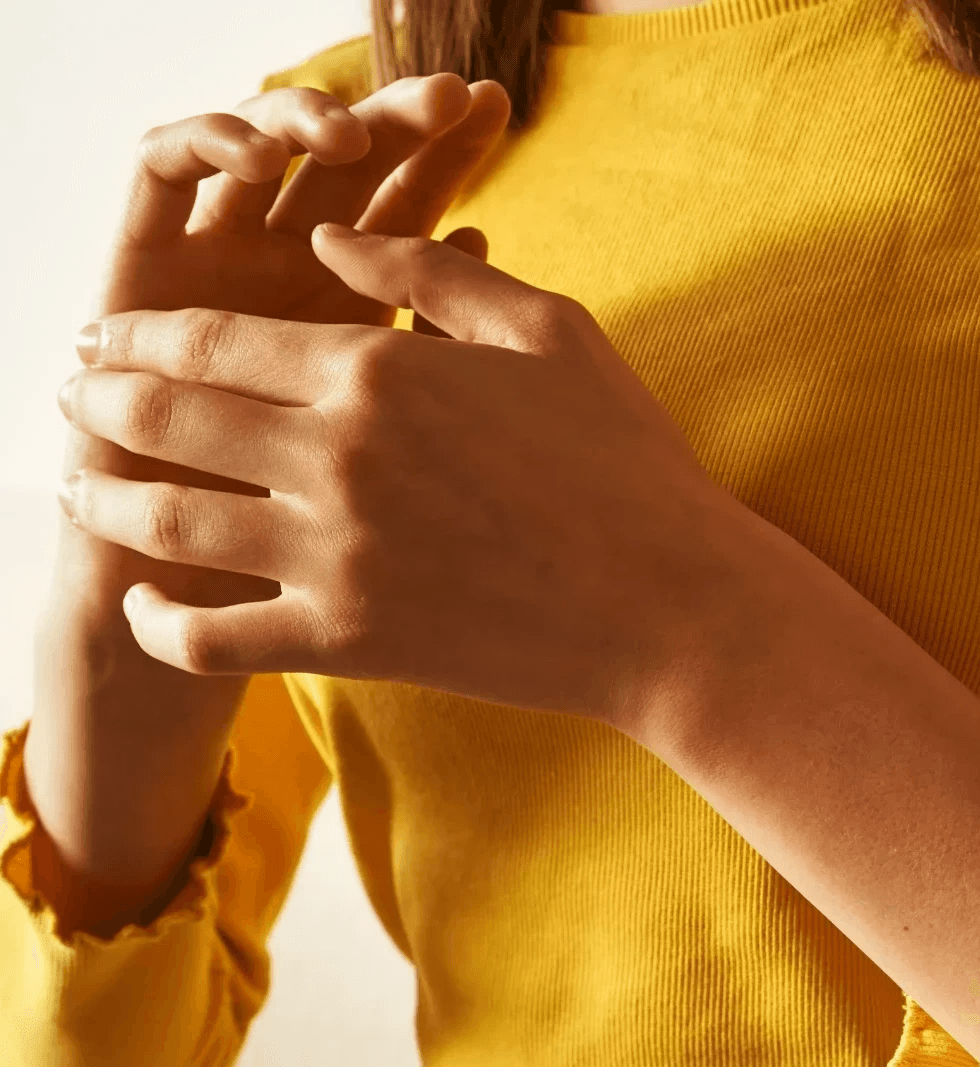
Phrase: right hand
[{"left": 39, "top": 72, "right": 512, "bottom": 730}]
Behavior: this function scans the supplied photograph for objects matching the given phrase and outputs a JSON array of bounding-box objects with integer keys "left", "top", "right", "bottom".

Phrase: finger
[
  {"left": 186, "top": 88, "right": 373, "bottom": 235},
  {"left": 66, "top": 467, "right": 301, "bottom": 584},
  {"left": 356, "top": 79, "right": 511, "bottom": 241},
  {"left": 79, "top": 306, "right": 374, "bottom": 411},
  {"left": 115, "top": 112, "right": 295, "bottom": 247},
  {"left": 122, "top": 582, "right": 318, "bottom": 676},
  {"left": 312, "top": 224, "right": 568, "bottom": 354},
  {"left": 63, "top": 364, "right": 307, "bottom": 495},
  {"left": 265, "top": 72, "right": 478, "bottom": 240},
  {"left": 412, "top": 227, "right": 489, "bottom": 339}
]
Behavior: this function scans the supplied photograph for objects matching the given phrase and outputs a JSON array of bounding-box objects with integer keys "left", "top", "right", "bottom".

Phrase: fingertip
[
  {"left": 443, "top": 226, "right": 489, "bottom": 261},
  {"left": 421, "top": 72, "right": 473, "bottom": 130},
  {"left": 428, "top": 71, "right": 469, "bottom": 93},
  {"left": 468, "top": 78, "right": 510, "bottom": 101},
  {"left": 123, "top": 583, "right": 151, "bottom": 618},
  {"left": 465, "top": 80, "right": 513, "bottom": 131}
]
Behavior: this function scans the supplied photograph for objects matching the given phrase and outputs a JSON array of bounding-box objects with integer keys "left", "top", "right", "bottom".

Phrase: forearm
[
  {"left": 629, "top": 503, "right": 980, "bottom": 1058},
  {"left": 22, "top": 591, "right": 242, "bottom": 939}
]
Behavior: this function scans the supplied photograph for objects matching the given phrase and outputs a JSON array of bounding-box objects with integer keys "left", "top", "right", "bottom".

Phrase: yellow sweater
[{"left": 3, "top": 0, "right": 979, "bottom": 1062}]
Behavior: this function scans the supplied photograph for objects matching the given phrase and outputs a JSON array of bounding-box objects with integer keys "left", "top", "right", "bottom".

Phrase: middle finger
[
  {"left": 60, "top": 368, "right": 306, "bottom": 497},
  {"left": 265, "top": 72, "right": 475, "bottom": 239},
  {"left": 189, "top": 74, "right": 472, "bottom": 238}
]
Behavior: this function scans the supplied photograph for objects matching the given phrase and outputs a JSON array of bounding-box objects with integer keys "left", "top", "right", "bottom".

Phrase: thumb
[
  {"left": 442, "top": 225, "right": 489, "bottom": 261},
  {"left": 412, "top": 227, "right": 488, "bottom": 339}
]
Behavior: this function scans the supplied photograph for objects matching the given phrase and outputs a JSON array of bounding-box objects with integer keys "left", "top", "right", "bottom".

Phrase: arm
[
  {"left": 23, "top": 585, "right": 245, "bottom": 939},
  {"left": 623, "top": 499, "right": 980, "bottom": 1060},
  {"left": 1, "top": 669, "right": 331, "bottom": 1067}
]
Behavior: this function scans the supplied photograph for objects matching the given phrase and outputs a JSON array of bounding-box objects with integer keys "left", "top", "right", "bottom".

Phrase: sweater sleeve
[{"left": 0, "top": 670, "right": 334, "bottom": 1067}]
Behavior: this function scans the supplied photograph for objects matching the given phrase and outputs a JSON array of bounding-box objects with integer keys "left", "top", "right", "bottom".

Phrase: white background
[{"left": 0, "top": 1, "right": 420, "bottom": 1063}]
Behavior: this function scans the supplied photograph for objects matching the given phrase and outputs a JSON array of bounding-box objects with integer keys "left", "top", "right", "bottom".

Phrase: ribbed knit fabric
[{"left": 3, "top": 1, "right": 980, "bottom": 1062}]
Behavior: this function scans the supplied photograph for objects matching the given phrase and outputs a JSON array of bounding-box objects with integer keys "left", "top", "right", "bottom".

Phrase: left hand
[{"left": 57, "top": 221, "right": 747, "bottom": 730}]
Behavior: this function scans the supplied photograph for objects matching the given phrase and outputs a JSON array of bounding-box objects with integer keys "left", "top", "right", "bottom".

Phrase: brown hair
[{"left": 368, "top": 0, "right": 980, "bottom": 132}]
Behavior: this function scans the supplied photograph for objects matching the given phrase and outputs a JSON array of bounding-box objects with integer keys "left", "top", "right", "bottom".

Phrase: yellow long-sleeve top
[{"left": 3, "top": 0, "right": 980, "bottom": 1062}]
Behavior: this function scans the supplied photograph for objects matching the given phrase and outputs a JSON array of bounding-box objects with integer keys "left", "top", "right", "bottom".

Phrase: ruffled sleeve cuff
[
  {"left": 886, "top": 993, "right": 980, "bottom": 1066},
  {"left": 0, "top": 719, "right": 252, "bottom": 950}
]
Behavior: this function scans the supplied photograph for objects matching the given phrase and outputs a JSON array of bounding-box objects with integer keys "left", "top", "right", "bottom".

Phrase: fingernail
[
  {"left": 57, "top": 473, "right": 83, "bottom": 526},
  {"left": 57, "top": 372, "right": 82, "bottom": 419},
  {"left": 75, "top": 322, "right": 102, "bottom": 366},
  {"left": 318, "top": 222, "right": 359, "bottom": 239}
]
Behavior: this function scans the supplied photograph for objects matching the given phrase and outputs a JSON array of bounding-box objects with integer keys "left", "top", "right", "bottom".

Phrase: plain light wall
[
  {"left": 1, "top": 2, "right": 421, "bottom": 1064},
  {"left": 0, "top": 0, "right": 381, "bottom": 492}
]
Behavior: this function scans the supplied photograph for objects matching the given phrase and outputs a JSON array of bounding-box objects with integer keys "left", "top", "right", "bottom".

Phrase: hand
[
  {"left": 58, "top": 225, "right": 747, "bottom": 730},
  {"left": 96, "top": 73, "right": 511, "bottom": 328},
  {"left": 58, "top": 72, "right": 512, "bottom": 618}
]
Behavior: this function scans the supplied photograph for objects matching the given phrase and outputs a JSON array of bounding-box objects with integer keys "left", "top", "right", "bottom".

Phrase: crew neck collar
[{"left": 550, "top": 0, "right": 840, "bottom": 42}]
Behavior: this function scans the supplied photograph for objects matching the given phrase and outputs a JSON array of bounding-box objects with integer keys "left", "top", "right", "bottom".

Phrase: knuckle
[
  {"left": 535, "top": 290, "right": 575, "bottom": 325},
  {"left": 174, "top": 308, "right": 231, "bottom": 381},
  {"left": 135, "top": 125, "right": 163, "bottom": 161},
  {"left": 105, "top": 315, "right": 138, "bottom": 368},
  {"left": 123, "top": 374, "right": 175, "bottom": 449},
  {"left": 135, "top": 117, "right": 214, "bottom": 163},
  {"left": 143, "top": 483, "right": 194, "bottom": 560},
  {"left": 283, "top": 86, "right": 343, "bottom": 112},
  {"left": 174, "top": 612, "right": 218, "bottom": 676},
  {"left": 307, "top": 404, "right": 356, "bottom": 490},
  {"left": 345, "top": 333, "right": 389, "bottom": 401},
  {"left": 194, "top": 112, "right": 229, "bottom": 135},
  {"left": 525, "top": 291, "right": 583, "bottom": 343},
  {"left": 403, "top": 235, "right": 433, "bottom": 260},
  {"left": 133, "top": 132, "right": 165, "bottom": 180},
  {"left": 552, "top": 291, "right": 584, "bottom": 318}
]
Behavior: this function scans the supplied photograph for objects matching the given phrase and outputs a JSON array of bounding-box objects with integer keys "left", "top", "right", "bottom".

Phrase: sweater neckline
[{"left": 549, "top": 0, "right": 841, "bottom": 42}]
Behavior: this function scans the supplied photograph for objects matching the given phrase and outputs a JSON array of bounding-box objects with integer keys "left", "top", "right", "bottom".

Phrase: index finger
[{"left": 265, "top": 72, "right": 475, "bottom": 239}]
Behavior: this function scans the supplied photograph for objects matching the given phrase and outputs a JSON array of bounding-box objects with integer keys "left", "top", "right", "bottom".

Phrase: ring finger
[
  {"left": 64, "top": 467, "right": 298, "bottom": 585},
  {"left": 61, "top": 365, "right": 307, "bottom": 493}
]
